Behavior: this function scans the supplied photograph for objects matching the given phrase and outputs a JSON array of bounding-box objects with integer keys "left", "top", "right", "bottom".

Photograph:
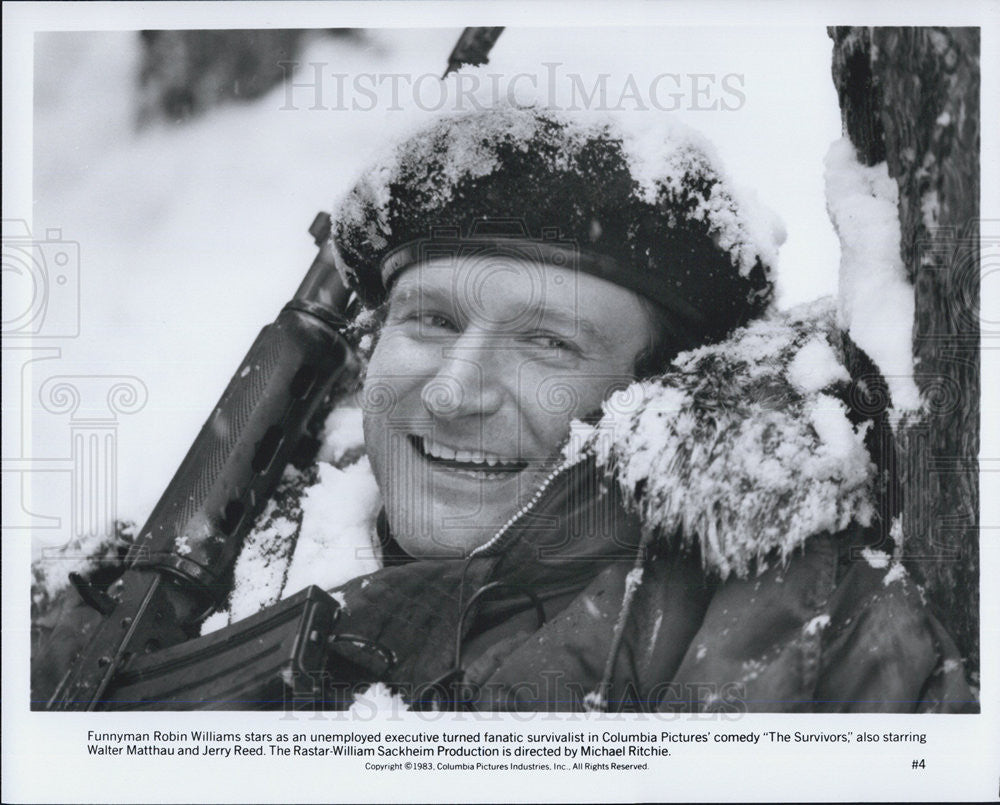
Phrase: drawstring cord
[
  {"left": 414, "top": 574, "right": 547, "bottom": 710},
  {"left": 453, "top": 581, "right": 547, "bottom": 672},
  {"left": 584, "top": 536, "right": 652, "bottom": 713}
]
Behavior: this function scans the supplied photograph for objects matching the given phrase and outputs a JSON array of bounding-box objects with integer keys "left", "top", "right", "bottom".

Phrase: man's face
[{"left": 361, "top": 253, "right": 653, "bottom": 558}]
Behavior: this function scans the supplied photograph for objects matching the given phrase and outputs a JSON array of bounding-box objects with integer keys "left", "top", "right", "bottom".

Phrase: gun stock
[
  {"left": 43, "top": 212, "right": 356, "bottom": 710},
  {"left": 99, "top": 585, "right": 341, "bottom": 711}
]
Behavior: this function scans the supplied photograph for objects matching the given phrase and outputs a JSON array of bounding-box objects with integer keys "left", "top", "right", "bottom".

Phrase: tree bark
[{"left": 829, "top": 27, "right": 980, "bottom": 681}]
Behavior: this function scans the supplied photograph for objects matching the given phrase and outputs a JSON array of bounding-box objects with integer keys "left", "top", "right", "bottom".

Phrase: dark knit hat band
[{"left": 377, "top": 235, "right": 710, "bottom": 332}]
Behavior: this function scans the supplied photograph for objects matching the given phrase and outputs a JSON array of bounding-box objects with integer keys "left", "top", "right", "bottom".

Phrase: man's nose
[{"left": 421, "top": 335, "right": 505, "bottom": 421}]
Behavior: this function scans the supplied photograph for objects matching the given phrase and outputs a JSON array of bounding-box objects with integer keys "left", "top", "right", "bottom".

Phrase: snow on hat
[{"left": 332, "top": 104, "right": 784, "bottom": 345}]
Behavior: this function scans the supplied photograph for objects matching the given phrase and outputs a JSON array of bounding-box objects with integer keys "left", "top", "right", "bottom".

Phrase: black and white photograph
[{"left": 3, "top": 2, "right": 997, "bottom": 802}]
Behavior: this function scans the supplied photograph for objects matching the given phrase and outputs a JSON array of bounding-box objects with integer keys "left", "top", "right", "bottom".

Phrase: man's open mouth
[{"left": 408, "top": 435, "right": 529, "bottom": 478}]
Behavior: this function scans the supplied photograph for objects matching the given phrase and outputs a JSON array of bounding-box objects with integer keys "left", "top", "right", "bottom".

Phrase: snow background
[{"left": 25, "top": 26, "right": 843, "bottom": 555}]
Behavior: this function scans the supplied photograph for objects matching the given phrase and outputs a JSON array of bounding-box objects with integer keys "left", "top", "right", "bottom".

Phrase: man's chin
[{"left": 385, "top": 472, "right": 542, "bottom": 559}]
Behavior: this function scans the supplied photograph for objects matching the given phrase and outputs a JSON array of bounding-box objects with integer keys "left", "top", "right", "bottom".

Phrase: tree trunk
[{"left": 829, "top": 27, "right": 980, "bottom": 681}]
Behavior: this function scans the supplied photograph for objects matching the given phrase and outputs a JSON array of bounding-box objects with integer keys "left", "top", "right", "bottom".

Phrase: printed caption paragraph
[{"left": 83, "top": 728, "right": 932, "bottom": 773}]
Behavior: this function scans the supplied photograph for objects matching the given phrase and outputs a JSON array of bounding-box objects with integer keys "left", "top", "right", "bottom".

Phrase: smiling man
[{"left": 363, "top": 251, "right": 654, "bottom": 559}]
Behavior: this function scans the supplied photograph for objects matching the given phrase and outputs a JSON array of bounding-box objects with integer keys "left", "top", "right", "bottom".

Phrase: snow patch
[
  {"left": 824, "top": 137, "right": 921, "bottom": 412},
  {"left": 883, "top": 563, "right": 907, "bottom": 586},
  {"left": 316, "top": 405, "right": 366, "bottom": 463},
  {"left": 921, "top": 190, "right": 941, "bottom": 229},
  {"left": 227, "top": 495, "right": 303, "bottom": 623},
  {"left": 349, "top": 682, "right": 407, "bottom": 712},
  {"left": 624, "top": 566, "right": 645, "bottom": 594},
  {"left": 648, "top": 612, "right": 664, "bottom": 654},
  {"left": 862, "top": 548, "right": 891, "bottom": 569},
  {"left": 583, "top": 690, "right": 608, "bottom": 713},
  {"left": 221, "top": 450, "right": 381, "bottom": 625},
  {"left": 803, "top": 614, "right": 831, "bottom": 636},
  {"left": 31, "top": 532, "right": 125, "bottom": 607},
  {"left": 337, "top": 102, "right": 547, "bottom": 238},
  {"left": 788, "top": 337, "right": 849, "bottom": 393},
  {"left": 739, "top": 658, "right": 766, "bottom": 682},
  {"left": 283, "top": 458, "right": 382, "bottom": 594},
  {"left": 809, "top": 395, "right": 871, "bottom": 468},
  {"left": 199, "top": 610, "right": 229, "bottom": 636}
]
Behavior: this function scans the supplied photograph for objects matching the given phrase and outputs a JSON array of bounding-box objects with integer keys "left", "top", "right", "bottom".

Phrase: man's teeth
[
  {"left": 432, "top": 443, "right": 456, "bottom": 460},
  {"left": 421, "top": 438, "right": 517, "bottom": 468}
]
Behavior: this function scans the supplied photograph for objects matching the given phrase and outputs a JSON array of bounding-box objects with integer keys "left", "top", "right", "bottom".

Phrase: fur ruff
[{"left": 564, "top": 296, "right": 876, "bottom": 579}]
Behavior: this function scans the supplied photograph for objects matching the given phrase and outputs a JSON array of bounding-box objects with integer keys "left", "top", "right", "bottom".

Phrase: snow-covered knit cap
[{"left": 333, "top": 104, "right": 784, "bottom": 346}]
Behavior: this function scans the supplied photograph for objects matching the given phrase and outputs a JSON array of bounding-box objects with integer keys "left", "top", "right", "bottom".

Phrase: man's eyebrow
[
  {"left": 387, "top": 282, "right": 451, "bottom": 308},
  {"left": 528, "top": 304, "right": 615, "bottom": 350}
]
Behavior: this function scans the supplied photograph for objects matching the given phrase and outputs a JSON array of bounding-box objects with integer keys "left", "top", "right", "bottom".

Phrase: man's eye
[
  {"left": 418, "top": 313, "right": 457, "bottom": 332},
  {"left": 528, "top": 334, "right": 575, "bottom": 352}
]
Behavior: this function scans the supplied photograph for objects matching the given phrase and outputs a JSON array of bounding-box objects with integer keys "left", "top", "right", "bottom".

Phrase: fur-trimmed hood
[{"left": 566, "top": 295, "right": 878, "bottom": 579}]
